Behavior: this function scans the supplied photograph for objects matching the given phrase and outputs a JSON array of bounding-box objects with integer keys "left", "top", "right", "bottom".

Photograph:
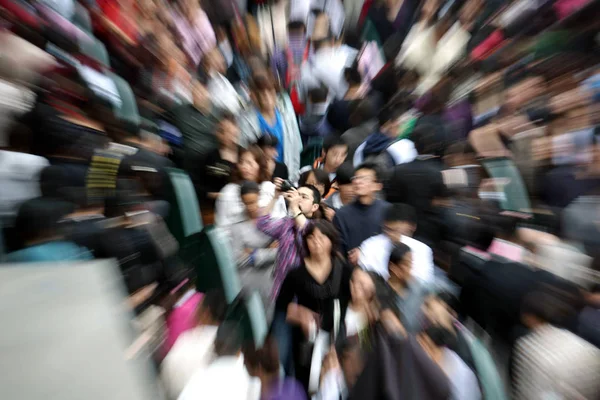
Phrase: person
[
  {"left": 299, "top": 136, "right": 349, "bottom": 187},
  {"left": 341, "top": 98, "right": 378, "bottom": 160},
  {"left": 239, "top": 75, "right": 302, "bottom": 182},
  {"left": 316, "top": 337, "right": 368, "bottom": 400},
  {"left": 215, "top": 145, "right": 286, "bottom": 227},
  {"left": 7, "top": 198, "right": 93, "bottom": 262},
  {"left": 257, "top": 134, "right": 289, "bottom": 180},
  {"left": 379, "top": 243, "right": 431, "bottom": 333},
  {"left": 227, "top": 181, "right": 278, "bottom": 306},
  {"left": 345, "top": 268, "right": 380, "bottom": 337},
  {"left": 171, "top": 0, "right": 217, "bottom": 67},
  {"left": 324, "top": 163, "right": 355, "bottom": 211},
  {"left": 161, "top": 290, "right": 227, "bottom": 400},
  {"left": 333, "top": 163, "right": 390, "bottom": 263},
  {"left": 366, "top": 0, "right": 419, "bottom": 44},
  {"left": 244, "top": 337, "right": 307, "bottom": 400},
  {"left": 299, "top": 86, "right": 333, "bottom": 146},
  {"left": 359, "top": 203, "right": 434, "bottom": 284},
  {"left": 195, "top": 113, "right": 240, "bottom": 224},
  {"left": 353, "top": 104, "right": 417, "bottom": 168},
  {"left": 257, "top": 184, "right": 322, "bottom": 299},
  {"left": 513, "top": 291, "right": 600, "bottom": 400},
  {"left": 178, "top": 322, "right": 261, "bottom": 400},
  {"left": 274, "top": 220, "right": 353, "bottom": 393},
  {"left": 384, "top": 124, "right": 446, "bottom": 246},
  {"left": 202, "top": 47, "right": 244, "bottom": 114},
  {"left": 298, "top": 169, "right": 331, "bottom": 199},
  {"left": 327, "top": 65, "right": 365, "bottom": 132}
]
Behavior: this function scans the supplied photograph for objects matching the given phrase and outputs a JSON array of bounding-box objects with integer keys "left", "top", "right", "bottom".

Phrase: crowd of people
[{"left": 1, "top": 0, "right": 600, "bottom": 399}]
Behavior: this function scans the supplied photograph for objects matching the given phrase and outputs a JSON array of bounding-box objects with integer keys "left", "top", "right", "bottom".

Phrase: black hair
[
  {"left": 287, "top": 20, "right": 307, "bottom": 32},
  {"left": 389, "top": 242, "right": 412, "bottom": 265},
  {"left": 40, "top": 166, "right": 70, "bottom": 198},
  {"left": 256, "top": 133, "right": 280, "bottom": 148},
  {"left": 336, "top": 162, "right": 354, "bottom": 186},
  {"left": 377, "top": 103, "right": 403, "bottom": 127},
  {"left": 521, "top": 290, "right": 578, "bottom": 326},
  {"left": 503, "top": 65, "right": 542, "bottom": 89},
  {"left": 423, "top": 325, "right": 455, "bottom": 347},
  {"left": 351, "top": 98, "right": 378, "bottom": 124},
  {"left": 410, "top": 124, "right": 441, "bottom": 155},
  {"left": 384, "top": 203, "right": 417, "bottom": 225},
  {"left": 214, "top": 321, "right": 242, "bottom": 357},
  {"left": 323, "top": 136, "right": 348, "bottom": 153},
  {"left": 300, "top": 183, "right": 323, "bottom": 205},
  {"left": 219, "top": 112, "right": 237, "bottom": 124},
  {"left": 313, "top": 36, "right": 334, "bottom": 51},
  {"left": 198, "top": 289, "right": 228, "bottom": 323},
  {"left": 299, "top": 170, "right": 331, "bottom": 197},
  {"left": 308, "top": 85, "right": 329, "bottom": 103},
  {"left": 240, "top": 181, "right": 261, "bottom": 196},
  {"left": 344, "top": 65, "right": 362, "bottom": 86},
  {"left": 14, "top": 198, "right": 75, "bottom": 243},
  {"left": 355, "top": 162, "right": 381, "bottom": 183},
  {"left": 302, "top": 219, "right": 341, "bottom": 259}
]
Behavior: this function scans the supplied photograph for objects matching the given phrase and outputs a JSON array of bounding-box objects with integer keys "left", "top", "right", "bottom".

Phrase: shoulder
[
  {"left": 260, "top": 181, "right": 276, "bottom": 192},
  {"left": 401, "top": 235, "right": 431, "bottom": 252},
  {"left": 220, "top": 183, "right": 240, "bottom": 195},
  {"left": 360, "top": 233, "right": 386, "bottom": 249}
]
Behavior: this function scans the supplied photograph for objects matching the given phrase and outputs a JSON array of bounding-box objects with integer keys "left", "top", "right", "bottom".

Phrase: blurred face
[
  {"left": 238, "top": 152, "right": 260, "bottom": 182},
  {"left": 206, "top": 48, "right": 227, "bottom": 75},
  {"left": 241, "top": 192, "right": 260, "bottom": 219},
  {"left": 262, "top": 146, "right": 278, "bottom": 161},
  {"left": 389, "top": 252, "right": 412, "bottom": 282},
  {"left": 216, "top": 120, "right": 239, "bottom": 148},
  {"left": 504, "top": 77, "right": 544, "bottom": 111},
  {"left": 306, "top": 227, "right": 332, "bottom": 257},
  {"left": 297, "top": 187, "right": 319, "bottom": 216},
  {"left": 352, "top": 168, "right": 380, "bottom": 198},
  {"left": 350, "top": 269, "right": 376, "bottom": 304},
  {"left": 256, "top": 89, "right": 277, "bottom": 112},
  {"left": 383, "top": 221, "right": 415, "bottom": 242},
  {"left": 324, "top": 146, "right": 348, "bottom": 171},
  {"left": 421, "top": 295, "right": 455, "bottom": 331},
  {"left": 305, "top": 172, "right": 326, "bottom": 197},
  {"left": 381, "top": 119, "right": 401, "bottom": 138},
  {"left": 193, "top": 82, "right": 211, "bottom": 112}
]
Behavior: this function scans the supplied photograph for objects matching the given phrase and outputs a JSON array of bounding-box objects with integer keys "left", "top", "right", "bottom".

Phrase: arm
[
  {"left": 256, "top": 214, "right": 293, "bottom": 240},
  {"left": 252, "top": 248, "right": 278, "bottom": 269},
  {"left": 214, "top": 185, "right": 238, "bottom": 226},
  {"left": 333, "top": 212, "right": 349, "bottom": 255}
]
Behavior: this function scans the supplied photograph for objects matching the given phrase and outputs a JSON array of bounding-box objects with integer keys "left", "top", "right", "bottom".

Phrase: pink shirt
[
  {"left": 163, "top": 291, "right": 204, "bottom": 356},
  {"left": 172, "top": 9, "right": 216, "bottom": 66}
]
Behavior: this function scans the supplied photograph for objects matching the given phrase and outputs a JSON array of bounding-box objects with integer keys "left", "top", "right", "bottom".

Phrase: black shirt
[
  {"left": 273, "top": 161, "right": 289, "bottom": 180},
  {"left": 195, "top": 148, "right": 236, "bottom": 206}
]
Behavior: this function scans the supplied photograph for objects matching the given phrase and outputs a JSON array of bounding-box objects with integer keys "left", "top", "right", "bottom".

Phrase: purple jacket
[{"left": 262, "top": 378, "right": 307, "bottom": 400}]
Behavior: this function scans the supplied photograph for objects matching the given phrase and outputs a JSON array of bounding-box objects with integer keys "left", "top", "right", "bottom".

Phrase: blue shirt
[
  {"left": 257, "top": 110, "right": 285, "bottom": 163},
  {"left": 6, "top": 241, "right": 93, "bottom": 263}
]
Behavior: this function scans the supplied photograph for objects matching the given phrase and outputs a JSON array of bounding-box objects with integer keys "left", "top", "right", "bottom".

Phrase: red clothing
[{"left": 97, "top": 0, "right": 139, "bottom": 44}]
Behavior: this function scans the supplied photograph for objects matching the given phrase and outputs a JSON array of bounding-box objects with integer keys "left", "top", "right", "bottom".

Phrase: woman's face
[
  {"left": 306, "top": 227, "right": 332, "bottom": 257},
  {"left": 306, "top": 172, "right": 326, "bottom": 196},
  {"left": 351, "top": 269, "right": 376, "bottom": 304},
  {"left": 390, "top": 252, "right": 413, "bottom": 282},
  {"left": 238, "top": 152, "right": 260, "bottom": 182},
  {"left": 263, "top": 146, "right": 278, "bottom": 161}
]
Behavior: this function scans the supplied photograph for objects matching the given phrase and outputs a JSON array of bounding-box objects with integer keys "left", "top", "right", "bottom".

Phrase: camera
[{"left": 280, "top": 180, "right": 296, "bottom": 192}]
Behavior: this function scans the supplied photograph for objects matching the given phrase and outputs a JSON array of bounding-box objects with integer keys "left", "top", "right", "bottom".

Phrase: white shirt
[
  {"left": 441, "top": 348, "right": 481, "bottom": 400},
  {"left": 358, "top": 234, "right": 434, "bottom": 283},
  {"left": 177, "top": 356, "right": 261, "bottom": 400},
  {"left": 353, "top": 139, "right": 417, "bottom": 167},
  {"left": 160, "top": 325, "right": 218, "bottom": 400},
  {"left": 215, "top": 182, "right": 286, "bottom": 227}
]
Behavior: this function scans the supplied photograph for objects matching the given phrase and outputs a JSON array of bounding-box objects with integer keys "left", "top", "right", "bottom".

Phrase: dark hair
[
  {"left": 219, "top": 112, "right": 237, "bottom": 125},
  {"left": 521, "top": 290, "right": 576, "bottom": 326},
  {"left": 355, "top": 162, "right": 381, "bottom": 182},
  {"left": 410, "top": 124, "right": 442, "bottom": 155},
  {"left": 389, "top": 242, "right": 411, "bottom": 265},
  {"left": 243, "top": 336, "right": 280, "bottom": 374},
  {"left": 40, "top": 166, "right": 70, "bottom": 198},
  {"left": 423, "top": 325, "right": 455, "bottom": 347},
  {"left": 302, "top": 219, "right": 341, "bottom": 259},
  {"left": 308, "top": 85, "right": 329, "bottom": 103},
  {"left": 351, "top": 98, "right": 377, "bottom": 124},
  {"left": 299, "top": 169, "right": 331, "bottom": 197},
  {"left": 14, "top": 198, "right": 75, "bottom": 243},
  {"left": 240, "top": 181, "right": 260, "bottom": 196},
  {"left": 300, "top": 184, "right": 322, "bottom": 205},
  {"left": 256, "top": 134, "right": 279, "bottom": 148},
  {"left": 232, "top": 145, "right": 271, "bottom": 184},
  {"left": 313, "top": 36, "right": 334, "bottom": 51},
  {"left": 323, "top": 136, "right": 347, "bottom": 153},
  {"left": 384, "top": 204, "right": 417, "bottom": 225},
  {"left": 214, "top": 321, "right": 242, "bottom": 356},
  {"left": 377, "top": 103, "right": 403, "bottom": 127},
  {"left": 336, "top": 162, "right": 354, "bottom": 186},
  {"left": 288, "top": 20, "right": 307, "bottom": 32},
  {"left": 197, "top": 289, "right": 227, "bottom": 323},
  {"left": 344, "top": 65, "right": 362, "bottom": 86},
  {"left": 249, "top": 74, "right": 276, "bottom": 93}
]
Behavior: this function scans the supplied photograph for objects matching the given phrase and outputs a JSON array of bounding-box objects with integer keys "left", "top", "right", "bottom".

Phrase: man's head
[
  {"left": 214, "top": 321, "right": 243, "bottom": 357},
  {"left": 250, "top": 75, "right": 277, "bottom": 113},
  {"left": 383, "top": 203, "right": 418, "bottom": 241},
  {"left": 377, "top": 104, "right": 403, "bottom": 138},
  {"left": 521, "top": 290, "right": 565, "bottom": 329},
  {"left": 240, "top": 181, "right": 261, "bottom": 219},
  {"left": 322, "top": 136, "right": 348, "bottom": 173},
  {"left": 503, "top": 68, "right": 545, "bottom": 112},
  {"left": 256, "top": 134, "right": 280, "bottom": 161},
  {"left": 349, "top": 98, "right": 377, "bottom": 127},
  {"left": 335, "top": 162, "right": 355, "bottom": 204},
  {"left": 308, "top": 85, "right": 329, "bottom": 106},
  {"left": 388, "top": 242, "right": 412, "bottom": 283},
  {"left": 287, "top": 20, "right": 307, "bottom": 37},
  {"left": 352, "top": 163, "right": 382, "bottom": 199},
  {"left": 216, "top": 113, "right": 239, "bottom": 149},
  {"left": 196, "top": 289, "right": 227, "bottom": 326},
  {"left": 410, "top": 124, "right": 442, "bottom": 156},
  {"left": 296, "top": 184, "right": 322, "bottom": 217},
  {"left": 14, "top": 198, "right": 75, "bottom": 245}
]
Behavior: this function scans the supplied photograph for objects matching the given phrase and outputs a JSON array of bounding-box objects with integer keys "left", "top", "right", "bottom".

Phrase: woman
[
  {"left": 298, "top": 169, "right": 331, "bottom": 199},
  {"left": 345, "top": 268, "right": 381, "bottom": 338},
  {"left": 274, "top": 220, "right": 353, "bottom": 393},
  {"left": 244, "top": 337, "right": 307, "bottom": 400},
  {"left": 257, "top": 134, "right": 289, "bottom": 181},
  {"left": 215, "top": 145, "right": 285, "bottom": 227}
]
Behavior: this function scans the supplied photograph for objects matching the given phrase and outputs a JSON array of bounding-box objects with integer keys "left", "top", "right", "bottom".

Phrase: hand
[
  {"left": 320, "top": 346, "right": 340, "bottom": 383},
  {"left": 269, "top": 241, "right": 279, "bottom": 249},
  {"left": 274, "top": 177, "right": 284, "bottom": 195},
  {"left": 324, "top": 205, "right": 336, "bottom": 221},
  {"left": 348, "top": 248, "right": 360, "bottom": 266},
  {"left": 284, "top": 188, "right": 301, "bottom": 209},
  {"left": 244, "top": 248, "right": 254, "bottom": 256},
  {"left": 381, "top": 309, "right": 406, "bottom": 337}
]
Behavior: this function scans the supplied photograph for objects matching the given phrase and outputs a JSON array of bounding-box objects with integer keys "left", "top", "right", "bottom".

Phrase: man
[
  {"left": 238, "top": 75, "right": 302, "bottom": 182},
  {"left": 341, "top": 98, "right": 379, "bottom": 160},
  {"left": 359, "top": 203, "right": 434, "bottom": 284},
  {"left": 324, "top": 162, "right": 355, "bottom": 210},
  {"left": 257, "top": 183, "right": 322, "bottom": 299},
  {"left": 513, "top": 291, "right": 600, "bottom": 400},
  {"left": 168, "top": 80, "right": 220, "bottom": 172},
  {"left": 299, "top": 85, "right": 333, "bottom": 145},
  {"left": 384, "top": 124, "right": 446, "bottom": 246},
  {"left": 333, "top": 163, "right": 390, "bottom": 263},
  {"left": 161, "top": 290, "right": 227, "bottom": 400},
  {"left": 299, "top": 135, "right": 348, "bottom": 185},
  {"left": 178, "top": 322, "right": 260, "bottom": 400},
  {"left": 353, "top": 104, "right": 417, "bottom": 168}
]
